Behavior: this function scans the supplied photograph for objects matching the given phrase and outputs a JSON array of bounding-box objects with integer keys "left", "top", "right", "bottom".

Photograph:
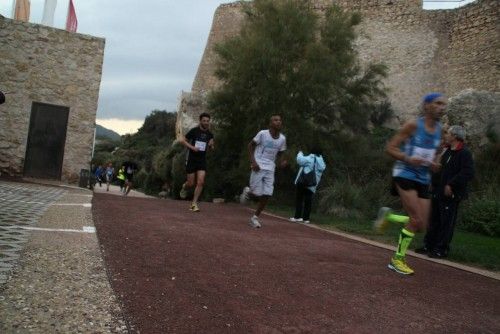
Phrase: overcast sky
[{"left": 1, "top": 0, "right": 476, "bottom": 134}]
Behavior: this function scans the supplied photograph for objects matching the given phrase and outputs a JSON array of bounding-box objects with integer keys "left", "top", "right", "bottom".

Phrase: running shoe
[
  {"left": 388, "top": 257, "right": 414, "bottom": 275},
  {"left": 179, "top": 185, "right": 188, "bottom": 199},
  {"left": 289, "top": 217, "right": 303, "bottom": 223},
  {"left": 190, "top": 203, "right": 200, "bottom": 212},
  {"left": 373, "top": 207, "right": 392, "bottom": 233},
  {"left": 240, "top": 186, "right": 251, "bottom": 204},
  {"left": 303, "top": 220, "right": 310, "bottom": 224},
  {"left": 249, "top": 215, "right": 261, "bottom": 228}
]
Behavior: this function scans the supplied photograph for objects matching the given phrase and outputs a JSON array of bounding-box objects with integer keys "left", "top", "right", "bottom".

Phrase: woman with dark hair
[{"left": 290, "top": 146, "right": 326, "bottom": 224}]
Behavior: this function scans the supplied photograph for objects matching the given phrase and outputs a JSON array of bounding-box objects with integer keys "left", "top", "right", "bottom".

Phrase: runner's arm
[
  {"left": 248, "top": 140, "right": 260, "bottom": 171},
  {"left": 386, "top": 120, "right": 424, "bottom": 166},
  {"left": 179, "top": 136, "right": 199, "bottom": 152},
  {"left": 277, "top": 151, "right": 288, "bottom": 169}
]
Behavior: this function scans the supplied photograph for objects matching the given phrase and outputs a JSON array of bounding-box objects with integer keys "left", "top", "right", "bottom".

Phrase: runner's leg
[
  {"left": 294, "top": 186, "right": 304, "bottom": 219},
  {"left": 388, "top": 185, "right": 427, "bottom": 274},
  {"left": 192, "top": 170, "right": 206, "bottom": 205}
]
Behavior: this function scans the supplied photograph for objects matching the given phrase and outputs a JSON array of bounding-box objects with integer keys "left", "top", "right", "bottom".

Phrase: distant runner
[
  {"left": 117, "top": 165, "right": 126, "bottom": 193},
  {"left": 123, "top": 161, "right": 138, "bottom": 196},
  {"left": 179, "top": 113, "right": 214, "bottom": 212},
  {"left": 105, "top": 162, "right": 114, "bottom": 192}
]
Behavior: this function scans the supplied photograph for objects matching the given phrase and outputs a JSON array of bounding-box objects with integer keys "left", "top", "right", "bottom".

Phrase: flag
[
  {"left": 65, "top": 0, "right": 78, "bottom": 32},
  {"left": 14, "top": 0, "right": 30, "bottom": 22},
  {"left": 11, "top": 0, "right": 16, "bottom": 18},
  {"left": 42, "top": 0, "right": 57, "bottom": 26}
]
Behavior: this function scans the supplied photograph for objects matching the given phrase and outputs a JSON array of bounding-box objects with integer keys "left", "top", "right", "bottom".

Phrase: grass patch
[{"left": 265, "top": 204, "right": 500, "bottom": 272}]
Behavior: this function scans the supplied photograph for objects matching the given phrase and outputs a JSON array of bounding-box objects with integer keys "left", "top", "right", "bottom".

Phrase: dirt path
[{"left": 92, "top": 193, "right": 500, "bottom": 334}]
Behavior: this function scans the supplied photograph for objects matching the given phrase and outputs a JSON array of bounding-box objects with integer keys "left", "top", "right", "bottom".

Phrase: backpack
[{"left": 296, "top": 156, "right": 317, "bottom": 187}]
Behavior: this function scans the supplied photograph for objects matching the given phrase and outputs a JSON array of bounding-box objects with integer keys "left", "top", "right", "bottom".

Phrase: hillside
[{"left": 96, "top": 124, "right": 121, "bottom": 141}]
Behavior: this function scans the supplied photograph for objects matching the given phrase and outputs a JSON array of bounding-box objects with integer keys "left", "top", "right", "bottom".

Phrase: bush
[
  {"left": 458, "top": 138, "right": 500, "bottom": 237},
  {"left": 171, "top": 151, "right": 187, "bottom": 199},
  {"left": 460, "top": 197, "right": 500, "bottom": 237},
  {"left": 369, "top": 100, "right": 394, "bottom": 127},
  {"left": 318, "top": 177, "right": 399, "bottom": 220},
  {"left": 318, "top": 180, "right": 364, "bottom": 219},
  {"left": 143, "top": 172, "right": 163, "bottom": 195},
  {"left": 134, "top": 169, "right": 148, "bottom": 190}
]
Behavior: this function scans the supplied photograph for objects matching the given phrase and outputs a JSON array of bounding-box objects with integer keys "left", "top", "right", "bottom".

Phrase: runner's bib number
[
  {"left": 195, "top": 140, "right": 207, "bottom": 151},
  {"left": 411, "top": 147, "right": 436, "bottom": 165}
]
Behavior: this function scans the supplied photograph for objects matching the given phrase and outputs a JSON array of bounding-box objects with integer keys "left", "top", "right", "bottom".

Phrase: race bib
[
  {"left": 412, "top": 147, "right": 436, "bottom": 165},
  {"left": 195, "top": 140, "right": 207, "bottom": 151}
]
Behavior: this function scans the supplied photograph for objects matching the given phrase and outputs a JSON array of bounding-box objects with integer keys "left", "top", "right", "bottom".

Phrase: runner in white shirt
[{"left": 246, "top": 115, "right": 287, "bottom": 228}]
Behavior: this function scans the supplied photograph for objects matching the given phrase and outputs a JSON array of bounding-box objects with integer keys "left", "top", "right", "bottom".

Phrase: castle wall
[
  {"left": 189, "top": 0, "right": 498, "bottom": 125},
  {"left": 447, "top": 0, "right": 499, "bottom": 95},
  {"left": 0, "top": 16, "right": 105, "bottom": 183},
  {"left": 192, "top": 3, "right": 246, "bottom": 95}
]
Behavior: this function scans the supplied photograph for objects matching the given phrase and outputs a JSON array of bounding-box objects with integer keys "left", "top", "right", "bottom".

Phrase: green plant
[
  {"left": 134, "top": 169, "right": 148, "bottom": 190},
  {"left": 369, "top": 100, "right": 394, "bottom": 127},
  {"left": 207, "top": 0, "right": 387, "bottom": 200},
  {"left": 460, "top": 198, "right": 500, "bottom": 237},
  {"left": 318, "top": 180, "right": 364, "bottom": 218},
  {"left": 318, "top": 176, "right": 399, "bottom": 220}
]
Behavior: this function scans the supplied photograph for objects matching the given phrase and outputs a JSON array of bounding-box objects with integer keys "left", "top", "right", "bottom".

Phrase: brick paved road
[{"left": 0, "top": 181, "right": 65, "bottom": 284}]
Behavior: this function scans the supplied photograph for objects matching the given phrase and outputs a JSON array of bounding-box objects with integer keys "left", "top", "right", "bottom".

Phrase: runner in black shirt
[
  {"left": 122, "top": 161, "right": 138, "bottom": 196},
  {"left": 179, "top": 113, "right": 214, "bottom": 212}
]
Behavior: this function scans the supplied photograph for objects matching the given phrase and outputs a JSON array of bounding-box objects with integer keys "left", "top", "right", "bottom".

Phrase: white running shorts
[{"left": 249, "top": 169, "right": 274, "bottom": 196}]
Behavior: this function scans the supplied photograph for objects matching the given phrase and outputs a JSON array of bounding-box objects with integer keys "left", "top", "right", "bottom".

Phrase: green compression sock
[
  {"left": 395, "top": 228, "right": 415, "bottom": 259},
  {"left": 387, "top": 213, "right": 409, "bottom": 224}
]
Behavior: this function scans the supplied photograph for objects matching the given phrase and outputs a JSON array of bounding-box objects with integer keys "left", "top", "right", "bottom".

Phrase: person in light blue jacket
[{"left": 290, "top": 146, "right": 326, "bottom": 224}]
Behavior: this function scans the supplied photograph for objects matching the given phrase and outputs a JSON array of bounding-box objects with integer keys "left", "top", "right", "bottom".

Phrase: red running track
[{"left": 92, "top": 193, "right": 500, "bottom": 334}]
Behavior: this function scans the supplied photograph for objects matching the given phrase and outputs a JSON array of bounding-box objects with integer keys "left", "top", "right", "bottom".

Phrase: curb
[{"left": 21, "top": 177, "right": 92, "bottom": 192}]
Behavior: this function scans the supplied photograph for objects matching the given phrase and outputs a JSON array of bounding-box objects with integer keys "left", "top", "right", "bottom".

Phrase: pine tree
[{"left": 207, "top": 0, "right": 388, "bottom": 198}]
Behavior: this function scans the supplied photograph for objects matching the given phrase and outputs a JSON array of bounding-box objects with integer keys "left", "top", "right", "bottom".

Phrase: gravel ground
[{"left": 0, "top": 181, "right": 128, "bottom": 333}]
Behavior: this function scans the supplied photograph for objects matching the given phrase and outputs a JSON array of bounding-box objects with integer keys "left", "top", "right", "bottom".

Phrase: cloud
[{"left": 96, "top": 118, "right": 144, "bottom": 136}]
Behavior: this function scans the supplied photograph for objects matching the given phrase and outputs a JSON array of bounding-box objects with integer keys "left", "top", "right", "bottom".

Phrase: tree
[{"left": 207, "top": 0, "right": 387, "bottom": 198}]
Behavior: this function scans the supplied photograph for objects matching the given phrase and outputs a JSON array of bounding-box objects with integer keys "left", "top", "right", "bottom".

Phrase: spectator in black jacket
[{"left": 416, "top": 125, "right": 474, "bottom": 258}]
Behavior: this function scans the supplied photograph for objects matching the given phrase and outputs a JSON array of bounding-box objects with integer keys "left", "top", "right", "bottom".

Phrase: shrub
[
  {"left": 318, "top": 180, "right": 364, "bottom": 219},
  {"left": 318, "top": 176, "right": 399, "bottom": 220},
  {"left": 460, "top": 198, "right": 500, "bottom": 237},
  {"left": 133, "top": 169, "right": 148, "bottom": 190},
  {"left": 459, "top": 138, "right": 500, "bottom": 237},
  {"left": 171, "top": 151, "right": 187, "bottom": 199},
  {"left": 369, "top": 100, "right": 394, "bottom": 127},
  {"left": 143, "top": 172, "right": 163, "bottom": 196}
]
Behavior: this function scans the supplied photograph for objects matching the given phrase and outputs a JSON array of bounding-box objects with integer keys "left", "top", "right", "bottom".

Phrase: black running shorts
[
  {"left": 186, "top": 159, "right": 206, "bottom": 174},
  {"left": 392, "top": 177, "right": 431, "bottom": 199}
]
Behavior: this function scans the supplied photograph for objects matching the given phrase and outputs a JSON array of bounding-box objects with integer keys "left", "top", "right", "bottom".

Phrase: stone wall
[
  {"left": 447, "top": 0, "right": 499, "bottom": 95},
  {"left": 191, "top": 3, "right": 246, "bottom": 95},
  {"left": 175, "top": 92, "right": 208, "bottom": 140},
  {"left": 0, "top": 16, "right": 105, "bottom": 183},
  {"left": 185, "top": 0, "right": 498, "bottom": 133}
]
